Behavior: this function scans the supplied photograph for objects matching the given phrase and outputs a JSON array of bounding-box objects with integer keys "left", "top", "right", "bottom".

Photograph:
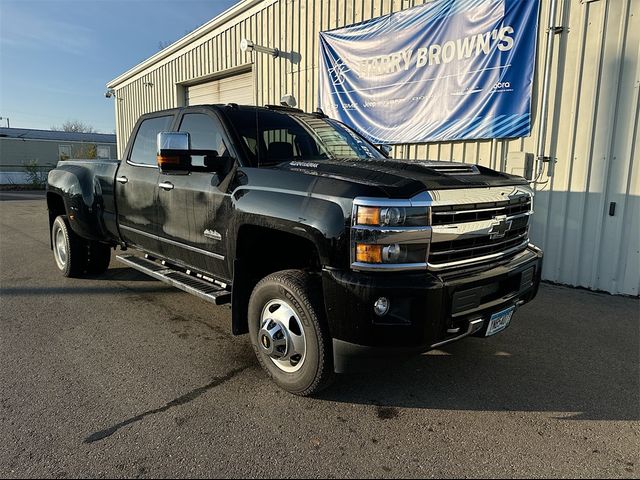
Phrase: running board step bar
[{"left": 116, "top": 254, "right": 231, "bottom": 305}]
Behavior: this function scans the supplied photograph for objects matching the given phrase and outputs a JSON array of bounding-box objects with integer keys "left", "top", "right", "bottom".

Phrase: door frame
[{"left": 154, "top": 106, "right": 239, "bottom": 281}]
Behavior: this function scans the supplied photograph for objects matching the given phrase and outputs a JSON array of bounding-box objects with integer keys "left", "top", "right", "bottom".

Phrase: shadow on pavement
[
  {"left": 320, "top": 284, "right": 639, "bottom": 422},
  {"left": 0, "top": 284, "right": 176, "bottom": 296},
  {"left": 0, "top": 191, "right": 46, "bottom": 201}
]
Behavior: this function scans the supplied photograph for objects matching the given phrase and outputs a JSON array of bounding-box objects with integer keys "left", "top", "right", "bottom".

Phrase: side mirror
[
  {"left": 157, "top": 132, "right": 191, "bottom": 173},
  {"left": 157, "top": 132, "right": 229, "bottom": 174},
  {"left": 378, "top": 144, "right": 392, "bottom": 158}
]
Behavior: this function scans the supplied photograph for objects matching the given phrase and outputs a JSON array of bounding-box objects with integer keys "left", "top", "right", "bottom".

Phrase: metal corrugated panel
[
  {"left": 186, "top": 70, "right": 255, "bottom": 105},
  {"left": 393, "top": 0, "right": 640, "bottom": 296},
  {"left": 109, "top": 0, "right": 639, "bottom": 295}
]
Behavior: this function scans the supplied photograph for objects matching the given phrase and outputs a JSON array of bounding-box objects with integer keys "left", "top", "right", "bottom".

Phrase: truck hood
[{"left": 275, "top": 158, "right": 528, "bottom": 198}]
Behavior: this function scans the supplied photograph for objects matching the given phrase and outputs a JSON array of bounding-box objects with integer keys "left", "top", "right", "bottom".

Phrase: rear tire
[
  {"left": 86, "top": 242, "right": 111, "bottom": 274},
  {"left": 51, "top": 215, "right": 87, "bottom": 277},
  {"left": 248, "top": 269, "right": 334, "bottom": 396}
]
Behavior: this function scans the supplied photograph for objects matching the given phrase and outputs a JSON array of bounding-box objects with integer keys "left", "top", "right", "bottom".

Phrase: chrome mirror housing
[
  {"left": 157, "top": 132, "right": 189, "bottom": 154},
  {"left": 156, "top": 132, "right": 191, "bottom": 172}
]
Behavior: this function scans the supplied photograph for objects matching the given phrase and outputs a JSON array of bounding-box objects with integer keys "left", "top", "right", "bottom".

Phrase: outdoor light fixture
[
  {"left": 240, "top": 38, "right": 279, "bottom": 58},
  {"left": 104, "top": 89, "right": 123, "bottom": 101}
]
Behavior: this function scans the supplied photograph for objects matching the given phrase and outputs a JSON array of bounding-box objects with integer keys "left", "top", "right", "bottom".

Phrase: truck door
[
  {"left": 116, "top": 113, "right": 174, "bottom": 257},
  {"left": 156, "top": 109, "right": 233, "bottom": 281}
]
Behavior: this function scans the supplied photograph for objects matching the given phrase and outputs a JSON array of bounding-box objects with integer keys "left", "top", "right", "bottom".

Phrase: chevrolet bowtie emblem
[{"left": 489, "top": 215, "right": 512, "bottom": 239}]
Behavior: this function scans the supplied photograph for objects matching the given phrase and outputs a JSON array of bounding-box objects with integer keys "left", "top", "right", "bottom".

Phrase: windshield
[{"left": 225, "top": 108, "right": 386, "bottom": 167}]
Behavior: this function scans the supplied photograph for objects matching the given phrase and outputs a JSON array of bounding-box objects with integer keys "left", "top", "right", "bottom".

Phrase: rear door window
[{"left": 129, "top": 115, "right": 173, "bottom": 166}]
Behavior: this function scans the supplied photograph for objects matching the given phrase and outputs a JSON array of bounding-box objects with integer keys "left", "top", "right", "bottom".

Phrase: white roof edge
[{"left": 107, "top": 0, "right": 264, "bottom": 89}]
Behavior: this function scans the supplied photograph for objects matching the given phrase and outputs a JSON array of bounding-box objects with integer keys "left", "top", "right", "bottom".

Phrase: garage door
[{"left": 186, "top": 71, "right": 254, "bottom": 106}]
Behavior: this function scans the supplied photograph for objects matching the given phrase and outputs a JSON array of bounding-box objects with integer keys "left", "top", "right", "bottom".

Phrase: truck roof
[{"left": 139, "top": 104, "right": 318, "bottom": 120}]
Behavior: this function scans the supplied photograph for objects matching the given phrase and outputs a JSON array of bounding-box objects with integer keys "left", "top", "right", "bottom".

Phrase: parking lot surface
[{"left": 0, "top": 192, "right": 638, "bottom": 478}]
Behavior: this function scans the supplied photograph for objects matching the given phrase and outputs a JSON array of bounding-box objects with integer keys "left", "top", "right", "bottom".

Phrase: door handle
[
  {"left": 116, "top": 176, "right": 128, "bottom": 184},
  {"left": 159, "top": 181, "right": 174, "bottom": 191}
]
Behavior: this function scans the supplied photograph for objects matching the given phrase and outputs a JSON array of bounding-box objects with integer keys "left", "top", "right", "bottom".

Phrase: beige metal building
[{"left": 107, "top": 0, "right": 640, "bottom": 296}]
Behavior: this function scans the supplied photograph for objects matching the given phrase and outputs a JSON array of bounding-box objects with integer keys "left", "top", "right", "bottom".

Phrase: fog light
[{"left": 374, "top": 297, "right": 390, "bottom": 316}]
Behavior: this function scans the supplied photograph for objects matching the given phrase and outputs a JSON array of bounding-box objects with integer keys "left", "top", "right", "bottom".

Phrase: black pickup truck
[{"left": 46, "top": 104, "right": 542, "bottom": 396}]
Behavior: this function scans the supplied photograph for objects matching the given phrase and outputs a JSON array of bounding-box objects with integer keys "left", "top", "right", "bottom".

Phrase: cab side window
[
  {"left": 129, "top": 115, "right": 173, "bottom": 166},
  {"left": 263, "top": 129, "right": 299, "bottom": 162},
  {"left": 178, "top": 113, "right": 230, "bottom": 167}
]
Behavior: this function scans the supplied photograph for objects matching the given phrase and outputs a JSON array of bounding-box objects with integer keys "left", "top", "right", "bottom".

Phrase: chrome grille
[
  {"left": 429, "top": 225, "right": 528, "bottom": 264},
  {"left": 431, "top": 197, "right": 532, "bottom": 225},
  {"left": 427, "top": 188, "right": 533, "bottom": 270}
]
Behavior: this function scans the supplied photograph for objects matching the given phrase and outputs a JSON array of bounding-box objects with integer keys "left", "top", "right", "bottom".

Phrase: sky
[{"left": 0, "top": 0, "right": 238, "bottom": 133}]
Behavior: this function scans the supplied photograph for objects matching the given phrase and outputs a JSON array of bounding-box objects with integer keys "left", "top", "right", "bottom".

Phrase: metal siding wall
[
  {"left": 110, "top": 0, "right": 639, "bottom": 295},
  {"left": 186, "top": 71, "right": 254, "bottom": 105}
]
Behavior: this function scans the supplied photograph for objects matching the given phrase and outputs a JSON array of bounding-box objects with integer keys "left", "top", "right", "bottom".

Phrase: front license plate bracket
[{"left": 485, "top": 306, "right": 515, "bottom": 336}]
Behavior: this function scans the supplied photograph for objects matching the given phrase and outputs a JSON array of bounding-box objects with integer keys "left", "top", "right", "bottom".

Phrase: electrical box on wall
[{"left": 506, "top": 151, "right": 535, "bottom": 181}]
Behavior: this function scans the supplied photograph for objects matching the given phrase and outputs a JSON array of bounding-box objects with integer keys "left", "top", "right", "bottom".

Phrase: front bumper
[{"left": 322, "top": 245, "right": 543, "bottom": 373}]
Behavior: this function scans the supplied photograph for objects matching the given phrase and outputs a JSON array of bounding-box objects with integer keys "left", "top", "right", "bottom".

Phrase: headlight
[
  {"left": 355, "top": 243, "right": 428, "bottom": 264},
  {"left": 351, "top": 198, "right": 431, "bottom": 271},
  {"left": 382, "top": 244, "right": 402, "bottom": 263},
  {"left": 355, "top": 206, "right": 429, "bottom": 226},
  {"left": 356, "top": 244, "right": 405, "bottom": 263},
  {"left": 380, "top": 207, "right": 405, "bottom": 226}
]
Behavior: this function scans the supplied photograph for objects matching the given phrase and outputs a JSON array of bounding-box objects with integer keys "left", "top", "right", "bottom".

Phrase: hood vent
[{"left": 422, "top": 163, "right": 480, "bottom": 175}]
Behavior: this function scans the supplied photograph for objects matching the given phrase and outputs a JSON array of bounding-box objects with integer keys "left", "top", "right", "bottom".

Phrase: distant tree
[
  {"left": 24, "top": 159, "right": 47, "bottom": 188},
  {"left": 76, "top": 144, "right": 97, "bottom": 160},
  {"left": 51, "top": 120, "right": 98, "bottom": 160},
  {"left": 51, "top": 120, "right": 96, "bottom": 133}
]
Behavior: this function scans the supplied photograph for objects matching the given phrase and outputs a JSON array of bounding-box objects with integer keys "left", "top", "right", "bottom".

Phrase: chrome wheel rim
[
  {"left": 53, "top": 225, "right": 67, "bottom": 270},
  {"left": 259, "top": 299, "right": 307, "bottom": 373}
]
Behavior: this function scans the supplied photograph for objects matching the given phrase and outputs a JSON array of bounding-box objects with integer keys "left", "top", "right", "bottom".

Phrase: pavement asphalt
[{"left": 0, "top": 191, "right": 638, "bottom": 478}]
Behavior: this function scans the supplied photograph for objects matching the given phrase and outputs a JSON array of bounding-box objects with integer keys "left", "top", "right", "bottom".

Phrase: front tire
[
  {"left": 248, "top": 270, "right": 334, "bottom": 396},
  {"left": 52, "top": 215, "right": 87, "bottom": 277}
]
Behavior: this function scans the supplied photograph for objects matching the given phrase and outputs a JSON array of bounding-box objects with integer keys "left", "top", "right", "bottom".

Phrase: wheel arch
[
  {"left": 46, "top": 191, "right": 67, "bottom": 249},
  {"left": 46, "top": 164, "right": 116, "bottom": 245},
  {"left": 231, "top": 223, "right": 323, "bottom": 336}
]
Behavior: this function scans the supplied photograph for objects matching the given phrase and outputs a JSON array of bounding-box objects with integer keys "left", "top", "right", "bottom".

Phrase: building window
[
  {"left": 97, "top": 145, "right": 110, "bottom": 159},
  {"left": 59, "top": 145, "right": 71, "bottom": 161}
]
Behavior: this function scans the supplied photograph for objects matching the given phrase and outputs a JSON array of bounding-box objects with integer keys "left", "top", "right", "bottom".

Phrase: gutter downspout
[{"left": 535, "top": 0, "right": 563, "bottom": 179}]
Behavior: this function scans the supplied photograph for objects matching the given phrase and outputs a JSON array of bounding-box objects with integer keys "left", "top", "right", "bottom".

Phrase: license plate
[{"left": 486, "top": 306, "right": 515, "bottom": 336}]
